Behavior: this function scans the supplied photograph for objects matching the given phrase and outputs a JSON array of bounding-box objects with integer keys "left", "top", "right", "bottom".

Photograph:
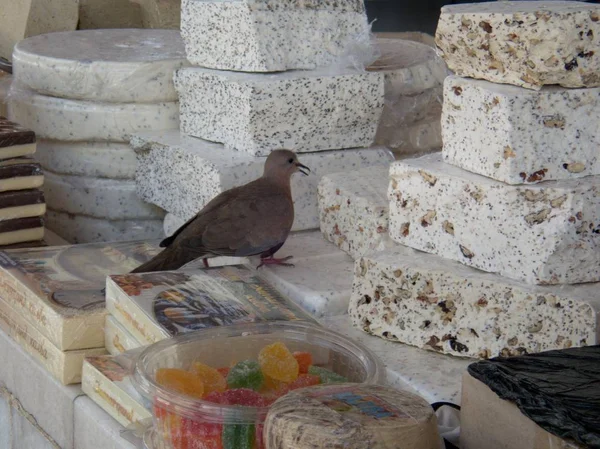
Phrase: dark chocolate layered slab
[
  {"left": 0, "top": 117, "right": 36, "bottom": 148},
  {"left": 0, "top": 216, "right": 44, "bottom": 233},
  {"left": 0, "top": 189, "right": 44, "bottom": 209},
  {"left": 0, "top": 161, "right": 42, "bottom": 178}
]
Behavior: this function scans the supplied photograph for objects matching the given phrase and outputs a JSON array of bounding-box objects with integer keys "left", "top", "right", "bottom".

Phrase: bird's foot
[{"left": 257, "top": 255, "right": 294, "bottom": 269}]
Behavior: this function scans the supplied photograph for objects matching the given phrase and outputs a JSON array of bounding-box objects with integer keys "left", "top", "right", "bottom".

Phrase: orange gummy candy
[
  {"left": 289, "top": 374, "right": 320, "bottom": 390},
  {"left": 156, "top": 368, "right": 204, "bottom": 399},
  {"left": 191, "top": 362, "right": 227, "bottom": 395},
  {"left": 258, "top": 342, "right": 299, "bottom": 383},
  {"left": 293, "top": 351, "right": 313, "bottom": 374}
]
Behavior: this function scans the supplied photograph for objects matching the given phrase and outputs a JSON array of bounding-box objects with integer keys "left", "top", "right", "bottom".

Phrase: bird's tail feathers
[{"left": 130, "top": 247, "right": 184, "bottom": 273}]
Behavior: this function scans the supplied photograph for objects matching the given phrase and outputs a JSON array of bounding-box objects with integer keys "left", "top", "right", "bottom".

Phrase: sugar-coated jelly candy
[
  {"left": 258, "top": 342, "right": 299, "bottom": 383},
  {"left": 156, "top": 368, "right": 204, "bottom": 399},
  {"left": 191, "top": 362, "right": 227, "bottom": 395},
  {"left": 307, "top": 366, "right": 347, "bottom": 384},
  {"left": 289, "top": 374, "right": 321, "bottom": 390},
  {"left": 293, "top": 351, "right": 313, "bottom": 374},
  {"left": 181, "top": 417, "right": 223, "bottom": 449},
  {"left": 217, "top": 367, "right": 230, "bottom": 378},
  {"left": 205, "top": 388, "right": 268, "bottom": 407},
  {"left": 227, "top": 360, "right": 265, "bottom": 391},
  {"left": 260, "top": 377, "right": 290, "bottom": 404},
  {"left": 223, "top": 424, "right": 255, "bottom": 449}
]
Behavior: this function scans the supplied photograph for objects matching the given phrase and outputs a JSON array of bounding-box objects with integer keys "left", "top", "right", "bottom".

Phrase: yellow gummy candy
[
  {"left": 190, "top": 362, "right": 227, "bottom": 395},
  {"left": 258, "top": 342, "right": 299, "bottom": 383}
]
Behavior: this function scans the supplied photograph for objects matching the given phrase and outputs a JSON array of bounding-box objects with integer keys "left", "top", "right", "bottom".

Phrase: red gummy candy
[
  {"left": 289, "top": 374, "right": 321, "bottom": 391},
  {"left": 216, "top": 367, "right": 230, "bottom": 378},
  {"left": 182, "top": 417, "right": 223, "bottom": 449},
  {"left": 204, "top": 388, "right": 267, "bottom": 407},
  {"left": 293, "top": 352, "right": 313, "bottom": 374},
  {"left": 255, "top": 423, "right": 265, "bottom": 449}
]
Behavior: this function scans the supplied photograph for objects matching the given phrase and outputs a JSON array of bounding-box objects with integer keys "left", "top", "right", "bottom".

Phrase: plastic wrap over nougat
[
  {"left": 46, "top": 210, "right": 164, "bottom": 244},
  {"left": 388, "top": 153, "right": 600, "bottom": 285},
  {"left": 12, "top": 29, "right": 188, "bottom": 102},
  {"left": 442, "top": 76, "right": 600, "bottom": 184},
  {"left": 350, "top": 241, "right": 600, "bottom": 359},
  {"left": 264, "top": 383, "right": 440, "bottom": 449},
  {"left": 43, "top": 171, "right": 164, "bottom": 220},
  {"left": 180, "top": 0, "right": 370, "bottom": 72},
  {"left": 0, "top": 239, "right": 162, "bottom": 350},
  {"left": 175, "top": 67, "right": 384, "bottom": 155},
  {"left": 435, "top": 2, "right": 600, "bottom": 89},
  {"left": 132, "top": 130, "right": 394, "bottom": 231},
  {"left": 369, "top": 38, "right": 446, "bottom": 154},
  {"left": 8, "top": 86, "right": 179, "bottom": 143},
  {"left": 36, "top": 140, "right": 137, "bottom": 179}
]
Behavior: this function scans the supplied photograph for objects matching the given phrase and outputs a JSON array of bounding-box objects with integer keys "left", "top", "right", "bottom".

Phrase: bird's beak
[{"left": 296, "top": 162, "right": 310, "bottom": 176}]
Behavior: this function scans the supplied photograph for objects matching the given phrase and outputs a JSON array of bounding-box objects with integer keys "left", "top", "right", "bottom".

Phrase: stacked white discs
[{"left": 8, "top": 29, "right": 189, "bottom": 243}]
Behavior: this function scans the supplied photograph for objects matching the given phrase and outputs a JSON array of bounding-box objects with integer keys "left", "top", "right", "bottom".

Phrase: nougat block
[
  {"left": 435, "top": 1, "right": 600, "bottom": 89},
  {"left": 388, "top": 153, "right": 600, "bottom": 285},
  {"left": 442, "top": 76, "right": 600, "bottom": 184}
]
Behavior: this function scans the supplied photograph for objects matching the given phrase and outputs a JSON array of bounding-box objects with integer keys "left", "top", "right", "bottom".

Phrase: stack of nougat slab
[
  {"left": 8, "top": 29, "right": 189, "bottom": 243},
  {"left": 317, "top": 1, "right": 600, "bottom": 361}
]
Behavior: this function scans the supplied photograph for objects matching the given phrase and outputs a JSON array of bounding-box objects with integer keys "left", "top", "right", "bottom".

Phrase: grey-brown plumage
[{"left": 131, "top": 150, "right": 310, "bottom": 273}]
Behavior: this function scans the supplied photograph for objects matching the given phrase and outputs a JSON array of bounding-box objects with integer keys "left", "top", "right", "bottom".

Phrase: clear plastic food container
[{"left": 133, "top": 321, "right": 384, "bottom": 449}]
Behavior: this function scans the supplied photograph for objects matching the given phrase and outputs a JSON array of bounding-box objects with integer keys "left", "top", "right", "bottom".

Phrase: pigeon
[{"left": 131, "top": 150, "right": 310, "bottom": 273}]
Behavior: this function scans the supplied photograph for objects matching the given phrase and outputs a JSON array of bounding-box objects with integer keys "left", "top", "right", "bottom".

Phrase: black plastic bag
[{"left": 468, "top": 345, "right": 600, "bottom": 448}]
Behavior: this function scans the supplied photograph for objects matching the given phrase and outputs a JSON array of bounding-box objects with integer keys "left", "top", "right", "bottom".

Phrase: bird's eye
[{"left": 288, "top": 158, "right": 294, "bottom": 164}]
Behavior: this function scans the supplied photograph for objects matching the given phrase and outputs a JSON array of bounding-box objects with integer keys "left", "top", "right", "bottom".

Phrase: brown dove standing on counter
[{"left": 131, "top": 150, "right": 310, "bottom": 273}]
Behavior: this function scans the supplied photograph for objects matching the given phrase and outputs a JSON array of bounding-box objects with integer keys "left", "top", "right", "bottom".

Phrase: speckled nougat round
[
  {"left": 13, "top": 30, "right": 188, "bottom": 102},
  {"left": 8, "top": 88, "right": 179, "bottom": 143},
  {"left": 435, "top": 1, "right": 600, "bottom": 89},
  {"left": 264, "top": 383, "right": 439, "bottom": 449}
]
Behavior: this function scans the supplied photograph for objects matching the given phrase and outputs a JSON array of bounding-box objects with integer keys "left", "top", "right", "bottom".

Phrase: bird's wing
[
  {"left": 176, "top": 182, "right": 294, "bottom": 258},
  {"left": 160, "top": 185, "right": 244, "bottom": 248}
]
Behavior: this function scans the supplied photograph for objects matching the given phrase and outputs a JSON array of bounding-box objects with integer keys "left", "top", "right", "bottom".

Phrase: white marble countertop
[{"left": 321, "top": 315, "right": 472, "bottom": 404}]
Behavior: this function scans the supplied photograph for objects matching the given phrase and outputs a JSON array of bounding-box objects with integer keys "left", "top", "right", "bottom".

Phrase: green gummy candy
[
  {"left": 227, "top": 360, "right": 264, "bottom": 391},
  {"left": 222, "top": 423, "right": 255, "bottom": 449},
  {"left": 308, "top": 366, "right": 348, "bottom": 384}
]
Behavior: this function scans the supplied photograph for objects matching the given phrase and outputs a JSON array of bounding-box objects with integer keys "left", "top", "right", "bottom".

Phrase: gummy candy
[
  {"left": 217, "top": 367, "right": 230, "bottom": 378},
  {"left": 258, "top": 342, "right": 299, "bottom": 383},
  {"left": 156, "top": 368, "right": 204, "bottom": 399},
  {"left": 205, "top": 388, "right": 268, "bottom": 407},
  {"left": 289, "top": 374, "right": 321, "bottom": 390},
  {"left": 293, "top": 351, "right": 313, "bottom": 374},
  {"left": 191, "top": 362, "right": 227, "bottom": 395},
  {"left": 307, "top": 366, "right": 348, "bottom": 384},
  {"left": 260, "top": 377, "right": 290, "bottom": 404},
  {"left": 223, "top": 424, "right": 255, "bottom": 449},
  {"left": 227, "top": 360, "right": 264, "bottom": 391},
  {"left": 181, "top": 417, "right": 223, "bottom": 449}
]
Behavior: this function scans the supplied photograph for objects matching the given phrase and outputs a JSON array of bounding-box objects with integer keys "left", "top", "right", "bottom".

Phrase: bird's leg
[
  {"left": 257, "top": 254, "right": 294, "bottom": 269},
  {"left": 203, "top": 258, "right": 209, "bottom": 268}
]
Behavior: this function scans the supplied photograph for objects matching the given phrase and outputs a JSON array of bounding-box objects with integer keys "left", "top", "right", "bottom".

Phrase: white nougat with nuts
[
  {"left": 318, "top": 167, "right": 390, "bottom": 260},
  {"left": 442, "top": 76, "right": 600, "bottom": 184},
  {"left": 349, "top": 241, "right": 600, "bottom": 359},
  {"left": 387, "top": 153, "right": 600, "bottom": 285},
  {"left": 435, "top": 1, "right": 600, "bottom": 89}
]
